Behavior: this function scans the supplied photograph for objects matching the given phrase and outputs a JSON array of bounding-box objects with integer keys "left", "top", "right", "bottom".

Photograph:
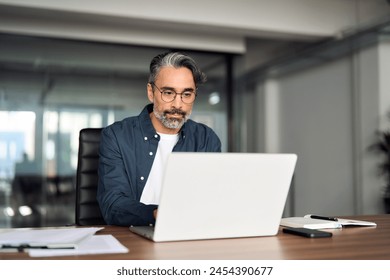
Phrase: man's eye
[
  {"left": 182, "top": 92, "right": 193, "bottom": 98},
  {"left": 163, "top": 91, "right": 174, "bottom": 95}
]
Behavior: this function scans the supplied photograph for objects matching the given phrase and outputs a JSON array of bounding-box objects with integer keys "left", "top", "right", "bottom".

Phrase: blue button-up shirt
[{"left": 97, "top": 104, "right": 221, "bottom": 226}]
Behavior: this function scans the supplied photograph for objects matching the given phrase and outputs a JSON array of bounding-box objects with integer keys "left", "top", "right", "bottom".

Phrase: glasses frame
[{"left": 150, "top": 82, "right": 197, "bottom": 104}]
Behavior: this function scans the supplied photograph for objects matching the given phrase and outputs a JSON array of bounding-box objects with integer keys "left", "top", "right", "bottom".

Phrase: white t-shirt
[{"left": 140, "top": 132, "right": 179, "bottom": 205}]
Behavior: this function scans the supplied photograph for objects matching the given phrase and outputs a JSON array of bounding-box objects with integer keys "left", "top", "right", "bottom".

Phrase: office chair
[{"left": 75, "top": 128, "right": 106, "bottom": 225}]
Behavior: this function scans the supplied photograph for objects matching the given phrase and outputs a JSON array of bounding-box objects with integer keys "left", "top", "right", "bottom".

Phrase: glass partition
[{"left": 0, "top": 33, "right": 231, "bottom": 227}]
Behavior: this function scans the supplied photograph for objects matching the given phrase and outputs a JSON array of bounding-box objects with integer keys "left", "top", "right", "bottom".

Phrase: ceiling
[
  {"left": 1, "top": 0, "right": 390, "bottom": 54},
  {"left": 0, "top": 0, "right": 389, "bottom": 82}
]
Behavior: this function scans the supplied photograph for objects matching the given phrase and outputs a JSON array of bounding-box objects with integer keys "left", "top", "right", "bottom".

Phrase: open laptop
[{"left": 129, "top": 152, "right": 297, "bottom": 242}]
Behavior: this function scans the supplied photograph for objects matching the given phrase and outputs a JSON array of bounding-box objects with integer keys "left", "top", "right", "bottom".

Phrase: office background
[{"left": 0, "top": 0, "right": 389, "bottom": 228}]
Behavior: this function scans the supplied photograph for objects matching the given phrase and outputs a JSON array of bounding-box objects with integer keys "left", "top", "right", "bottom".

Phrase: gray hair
[{"left": 148, "top": 52, "right": 207, "bottom": 86}]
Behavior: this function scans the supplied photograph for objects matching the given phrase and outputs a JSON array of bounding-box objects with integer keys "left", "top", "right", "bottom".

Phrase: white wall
[
  {"left": 358, "top": 40, "right": 390, "bottom": 214},
  {"left": 252, "top": 39, "right": 390, "bottom": 216},
  {"left": 278, "top": 57, "right": 355, "bottom": 216},
  {"left": 378, "top": 40, "right": 390, "bottom": 130}
]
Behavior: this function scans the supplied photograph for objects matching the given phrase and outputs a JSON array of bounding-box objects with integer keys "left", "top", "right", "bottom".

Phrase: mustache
[{"left": 163, "top": 109, "right": 186, "bottom": 117}]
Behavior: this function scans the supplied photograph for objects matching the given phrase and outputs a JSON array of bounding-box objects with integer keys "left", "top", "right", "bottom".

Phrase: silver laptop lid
[{"left": 153, "top": 153, "right": 297, "bottom": 242}]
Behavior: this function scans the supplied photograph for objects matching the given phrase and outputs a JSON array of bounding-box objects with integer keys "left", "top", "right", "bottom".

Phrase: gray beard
[{"left": 153, "top": 108, "right": 190, "bottom": 129}]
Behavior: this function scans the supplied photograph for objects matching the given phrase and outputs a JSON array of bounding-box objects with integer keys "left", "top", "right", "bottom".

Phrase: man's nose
[{"left": 172, "top": 94, "right": 184, "bottom": 107}]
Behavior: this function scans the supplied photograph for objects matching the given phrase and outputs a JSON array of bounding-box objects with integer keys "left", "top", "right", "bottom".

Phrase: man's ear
[{"left": 147, "top": 83, "right": 154, "bottom": 103}]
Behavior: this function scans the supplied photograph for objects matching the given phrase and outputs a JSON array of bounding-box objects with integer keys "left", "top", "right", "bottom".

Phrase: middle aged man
[{"left": 97, "top": 52, "right": 221, "bottom": 226}]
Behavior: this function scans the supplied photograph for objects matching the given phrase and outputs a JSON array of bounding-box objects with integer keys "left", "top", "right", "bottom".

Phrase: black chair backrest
[{"left": 75, "top": 128, "right": 106, "bottom": 225}]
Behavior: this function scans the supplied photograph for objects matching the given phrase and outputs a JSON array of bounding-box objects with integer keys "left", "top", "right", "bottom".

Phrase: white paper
[
  {"left": 0, "top": 227, "right": 103, "bottom": 247},
  {"left": 28, "top": 235, "right": 129, "bottom": 257},
  {"left": 336, "top": 218, "right": 377, "bottom": 227}
]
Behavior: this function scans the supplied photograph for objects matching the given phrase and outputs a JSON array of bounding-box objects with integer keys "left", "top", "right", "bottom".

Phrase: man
[{"left": 97, "top": 52, "right": 221, "bottom": 226}]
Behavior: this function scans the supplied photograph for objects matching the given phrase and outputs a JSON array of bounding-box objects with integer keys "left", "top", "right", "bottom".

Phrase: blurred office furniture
[
  {"left": 12, "top": 154, "right": 42, "bottom": 206},
  {"left": 10, "top": 154, "right": 43, "bottom": 227},
  {"left": 75, "top": 128, "right": 106, "bottom": 226},
  {"left": 46, "top": 175, "right": 75, "bottom": 197},
  {"left": 12, "top": 175, "right": 43, "bottom": 207}
]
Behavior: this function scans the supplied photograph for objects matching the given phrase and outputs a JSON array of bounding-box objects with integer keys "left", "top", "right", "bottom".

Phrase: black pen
[
  {"left": 1, "top": 244, "right": 75, "bottom": 252},
  {"left": 309, "top": 215, "right": 338, "bottom": 221}
]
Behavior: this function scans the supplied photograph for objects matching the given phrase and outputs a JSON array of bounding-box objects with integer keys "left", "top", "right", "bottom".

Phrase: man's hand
[{"left": 153, "top": 209, "right": 158, "bottom": 219}]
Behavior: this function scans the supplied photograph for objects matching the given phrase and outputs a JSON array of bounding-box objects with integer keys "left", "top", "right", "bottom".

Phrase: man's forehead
[{"left": 156, "top": 66, "right": 195, "bottom": 87}]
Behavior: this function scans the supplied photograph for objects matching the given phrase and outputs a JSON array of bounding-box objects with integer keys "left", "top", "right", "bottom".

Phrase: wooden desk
[{"left": 1, "top": 215, "right": 389, "bottom": 260}]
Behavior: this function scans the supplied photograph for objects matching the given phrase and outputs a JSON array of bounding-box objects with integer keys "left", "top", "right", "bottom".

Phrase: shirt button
[
  {"left": 144, "top": 137, "right": 148, "bottom": 141},
  {"left": 154, "top": 134, "right": 158, "bottom": 138},
  {"left": 149, "top": 152, "right": 153, "bottom": 156},
  {"left": 140, "top": 176, "right": 144, "bottom": 181}
]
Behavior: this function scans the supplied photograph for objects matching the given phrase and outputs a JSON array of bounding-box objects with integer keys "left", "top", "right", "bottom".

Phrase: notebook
[
  {"left": 280, "top": 215, "right": 377, "bottom": 229},
  {"left": 129, "top": 152, "right": 297, "bottom": 242}
]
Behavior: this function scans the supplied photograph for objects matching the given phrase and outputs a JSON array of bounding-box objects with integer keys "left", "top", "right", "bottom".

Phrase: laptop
[{"left": 129, "top": 152, "right": 297, "bottom": 242}]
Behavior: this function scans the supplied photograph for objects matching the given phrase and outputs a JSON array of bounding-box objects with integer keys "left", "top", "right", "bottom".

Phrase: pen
[
  {"left": 309, "top": 215, "right": 338, "bottom": 221},
  {"left": 1, "top": 244, "right": 75, "bottom": 252}
]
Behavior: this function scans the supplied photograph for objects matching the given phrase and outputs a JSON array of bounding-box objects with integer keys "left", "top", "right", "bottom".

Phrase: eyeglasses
[{"left": 150, "top": 83, "right": 197, "bottom": 104}]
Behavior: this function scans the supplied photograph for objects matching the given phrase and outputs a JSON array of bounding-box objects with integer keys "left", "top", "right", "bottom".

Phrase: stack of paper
[
  {"left": 0, "top": 227, "right": 128, "bottom": 257},
  {"left": 0, "top": 227, "right": 102, "bottom": 249}
]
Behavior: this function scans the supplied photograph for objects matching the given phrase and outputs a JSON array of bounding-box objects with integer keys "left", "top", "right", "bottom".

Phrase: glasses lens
[
  {"left": 181, "top": 92, "right": 196, "bottom": 104},
  {"left": 161, "top": 90, "right": 176, "bottom": 102}
]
